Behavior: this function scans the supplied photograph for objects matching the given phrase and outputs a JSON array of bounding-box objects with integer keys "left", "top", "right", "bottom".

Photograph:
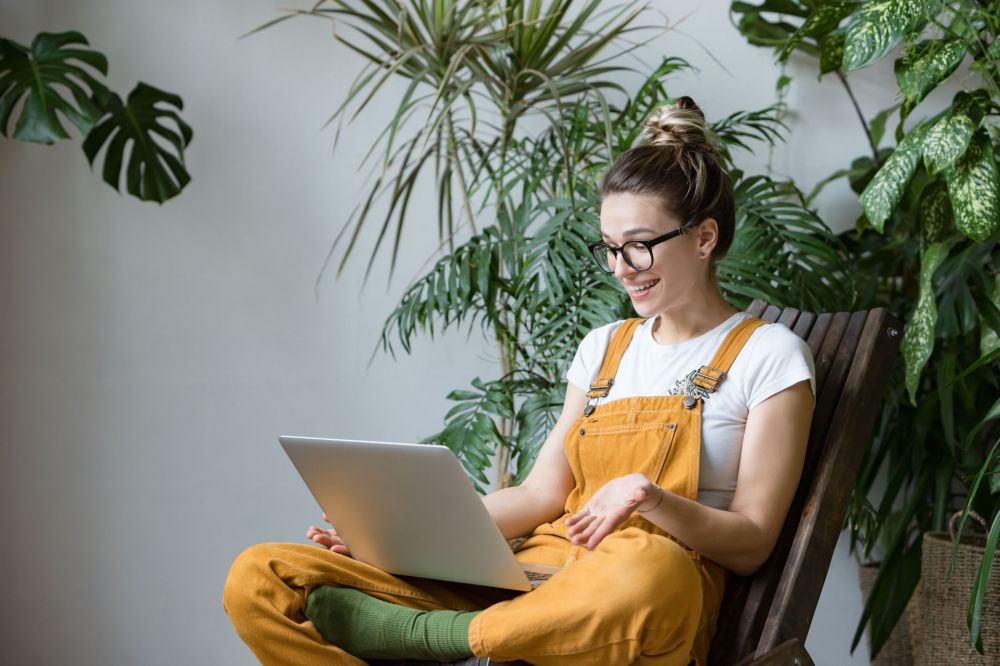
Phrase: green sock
[{"left": 304, "top": 586, "right": 477, "bottom": 661}]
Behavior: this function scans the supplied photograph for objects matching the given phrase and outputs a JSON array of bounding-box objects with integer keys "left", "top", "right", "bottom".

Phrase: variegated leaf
[
  {"left": 895, "top": 38, "right": 966, "bottom": 112},
  {"left": 982, "top": 273, "right": 1000, "bottom": 358},
  {"left": 779, "top": 1, "right": 857, "bottom": 62},
  {"left": 819, "top": 33, "right": 846, "bottom": 75},
  {"left": 920, "top": 180, "right": 952, "bottom": 247},
  {"left": 923, "top": 92, "right": 986, "bottom": 175},
  {"left": 843, "top": 0, "right": 930, "bottom": 72},
  {"left": 860, "top": 122, "right": 928, "bottom": 232},
  {"left": 902, "top": 242, "right": 948, "bottom": 404},
  {"left": 945, "top": 130, "right": 1000, "bottom": 242}
]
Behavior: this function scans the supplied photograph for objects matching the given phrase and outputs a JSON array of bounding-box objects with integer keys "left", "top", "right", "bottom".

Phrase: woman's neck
[{"left": 650, "top": 291, "right": 739, "bottom": 346}]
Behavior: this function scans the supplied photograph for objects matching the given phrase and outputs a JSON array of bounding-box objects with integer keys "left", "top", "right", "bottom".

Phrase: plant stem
[{"left": 836, "top": 69, "right": 878, "bottom": 160}]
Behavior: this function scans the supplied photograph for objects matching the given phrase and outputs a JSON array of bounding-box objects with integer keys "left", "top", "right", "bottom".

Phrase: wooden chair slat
[
  {"left": 776, "top": 307, "right": 800, "bottom": 329},
  {"left": 791, "top": 311, "right": 816, "bottom": 340},
  {"left": 762, "top": 304, "right": 783, "bottom": 322},
  {"left": 746, "top": 300, "right": 769, "bottom": 317},
  {"left": 811, "top": 312, "right": 850, "bottom": 397}
]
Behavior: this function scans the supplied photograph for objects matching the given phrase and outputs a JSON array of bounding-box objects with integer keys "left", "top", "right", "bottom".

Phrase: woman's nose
[{"left": 612, "top": 254, "right": 634, "bottom": 279}]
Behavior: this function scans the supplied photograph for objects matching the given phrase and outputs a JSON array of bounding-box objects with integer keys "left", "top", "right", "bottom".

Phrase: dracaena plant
[
  {"left": 257, "top": 1, "right": 855, "bottom": 504},
  {"left": 0, "top": 31, "right": 192, "bottom": 203},
  {"left": 732, "top": 0, "right": 1000, "bottom": 656}
]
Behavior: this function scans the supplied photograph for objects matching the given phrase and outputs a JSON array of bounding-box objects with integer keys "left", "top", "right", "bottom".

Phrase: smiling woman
[{"left": 223, "top": 97, "right": 817, "bottom": 666}]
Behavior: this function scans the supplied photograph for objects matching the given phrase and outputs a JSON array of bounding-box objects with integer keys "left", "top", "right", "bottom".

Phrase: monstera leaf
[
  {"left": 0, "top": 31, "right": 109, "bottom": 143},
  {"left": 82, "top": 82, "right": 193, "bottom": 203}
]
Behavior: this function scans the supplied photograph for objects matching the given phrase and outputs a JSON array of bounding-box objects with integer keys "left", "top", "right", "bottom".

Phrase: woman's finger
[
  {"left": 567, "top": 513, "right": 597, "bottom": 538},
  {"left": 572, "top": 514, "right": 604, "bottom": 545}
]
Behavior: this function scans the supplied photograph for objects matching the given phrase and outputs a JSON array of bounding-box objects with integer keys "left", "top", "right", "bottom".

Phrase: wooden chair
[
  {"left": 709, "top": 300, "right": 903, "bottom": 665},
  {"left": 420, "top": 300, "right": 902, "bottom": 666}
]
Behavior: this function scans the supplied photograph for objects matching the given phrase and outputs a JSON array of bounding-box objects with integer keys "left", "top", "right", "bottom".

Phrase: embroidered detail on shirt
[{"left": 668, "top": 368, "right": 716, "bottom": 400}]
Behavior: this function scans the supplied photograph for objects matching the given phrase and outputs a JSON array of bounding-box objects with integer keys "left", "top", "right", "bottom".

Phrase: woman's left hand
[{"left": 565, "top": 473, "right": 659, "bottom": 550}]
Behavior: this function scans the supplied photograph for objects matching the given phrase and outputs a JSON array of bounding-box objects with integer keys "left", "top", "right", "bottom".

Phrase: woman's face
[{"left": 598, "top": 192, "right": 711, "bottom": 318}]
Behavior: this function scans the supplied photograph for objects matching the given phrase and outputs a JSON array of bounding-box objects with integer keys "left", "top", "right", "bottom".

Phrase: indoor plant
[
  {"left": 732, "top": 0, "right": 1000, "bottom": 657},
  {"left": 256, "top": 0, "right": 856, "bottom": 492},
  {"left": 0, "top": 31, "right": 193, "bottom": 203}
]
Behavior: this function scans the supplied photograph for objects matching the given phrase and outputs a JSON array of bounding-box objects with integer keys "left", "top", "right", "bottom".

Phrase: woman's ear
[{"left": 696, "top": 218, "right": 719, "bottom": 257}]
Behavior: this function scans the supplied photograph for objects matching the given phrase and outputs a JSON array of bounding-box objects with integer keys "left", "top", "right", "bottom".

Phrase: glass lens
[
  {"left": 590, "top": 244, "right": 614, "bottom": 272},
  {"left": 623, "top": 241, "right": 653, "bottom": 271}
]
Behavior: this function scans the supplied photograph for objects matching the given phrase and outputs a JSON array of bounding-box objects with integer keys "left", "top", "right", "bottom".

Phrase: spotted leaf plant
[{"left": 732, "top": 0, "right": 1000, "bottom": 657}]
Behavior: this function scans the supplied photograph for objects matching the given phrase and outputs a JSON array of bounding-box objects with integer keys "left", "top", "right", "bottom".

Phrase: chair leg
[{"left": 745, "top": 637, "right": 814, "bottom": 666}]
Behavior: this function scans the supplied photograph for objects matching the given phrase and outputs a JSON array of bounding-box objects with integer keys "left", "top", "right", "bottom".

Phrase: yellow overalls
[{"left": 224, "top": 315, "right": 767, "bottom": 666}]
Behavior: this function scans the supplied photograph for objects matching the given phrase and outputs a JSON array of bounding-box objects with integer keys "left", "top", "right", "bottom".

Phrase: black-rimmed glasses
[{"left": 587, "top": 226, "right": 688, "bottom": 273}]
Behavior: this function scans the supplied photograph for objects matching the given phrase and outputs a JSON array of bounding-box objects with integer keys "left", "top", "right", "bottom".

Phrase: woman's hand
[
  {"left": 306, "top": 513, "right": 352, "bottom": 557},
  {"left": 565, "top": 473, "right": 659, "bottom": 550}
]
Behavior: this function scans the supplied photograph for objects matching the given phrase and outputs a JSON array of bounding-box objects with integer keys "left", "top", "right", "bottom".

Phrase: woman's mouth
[{"left": 624, "top": 278, "right": 660, "bottom": 299}]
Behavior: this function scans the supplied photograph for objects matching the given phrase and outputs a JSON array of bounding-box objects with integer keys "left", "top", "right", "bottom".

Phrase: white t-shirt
[{"left": 566, "top": 312, "right": 816, "bottom": 510}]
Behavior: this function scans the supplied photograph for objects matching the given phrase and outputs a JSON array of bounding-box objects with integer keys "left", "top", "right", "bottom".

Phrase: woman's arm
[
  {"left": 481, "top": 383, "right": 586, "bottom": 540},
  {"left": 567, "top": 379, "right": 814, "bottom": 576}
]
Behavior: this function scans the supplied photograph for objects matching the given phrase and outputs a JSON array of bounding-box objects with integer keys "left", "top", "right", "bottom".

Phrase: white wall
[{"left": 1, "top": 1, "right": 932, "bottom": 663}]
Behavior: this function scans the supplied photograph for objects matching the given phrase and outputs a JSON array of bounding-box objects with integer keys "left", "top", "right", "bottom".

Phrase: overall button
[
  {"left": 579, "top": 428, "right": 586, "bottom": 436},
  {"left": 667, "top": 423, "right": 676, "bottom": 430},
  {"left": 683, "top": 396, "right": 698, "bottom": 409}
]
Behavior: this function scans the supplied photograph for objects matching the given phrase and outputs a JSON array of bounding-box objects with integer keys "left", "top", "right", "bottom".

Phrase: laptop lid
[{"left": 279, "top": 436, "right": 532, "bottom": 591}]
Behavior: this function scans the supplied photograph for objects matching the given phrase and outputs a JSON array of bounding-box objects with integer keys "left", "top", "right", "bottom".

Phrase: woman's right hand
[{"left": 306, "top": 513, "right": 352, "bottom": 557}]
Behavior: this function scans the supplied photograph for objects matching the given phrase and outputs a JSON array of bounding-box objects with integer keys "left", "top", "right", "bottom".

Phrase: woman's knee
[
  {"left": 601, "top": 532, "right": 703, "bottom": 609},
  {"left": 223, "top": 542, "right": 280, "bottom": 616}
]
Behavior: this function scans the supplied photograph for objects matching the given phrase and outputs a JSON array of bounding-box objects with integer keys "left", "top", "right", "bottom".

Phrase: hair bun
[{"left": 642, "top": 96, "right": 718, "bottom": 154}]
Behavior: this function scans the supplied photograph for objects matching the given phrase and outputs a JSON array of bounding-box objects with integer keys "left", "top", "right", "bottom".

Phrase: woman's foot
[{"left": 304, "top": 586, "right": 478, "bottom": 662}]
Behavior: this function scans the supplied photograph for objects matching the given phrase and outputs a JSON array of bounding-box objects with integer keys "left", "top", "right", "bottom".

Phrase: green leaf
[
  {"left": 982, "top": 273, "right": 1000, "bottom": 358},
  {"left": 842, "top": 0, "right": 930, "bottom": 72},
  {"left": 777, "top": 1, "right": 857, "bottom": 62},
  {"left": 901, "top": 242, "right": 948, "bottom": 404},
  {"left": 81, "top": 82, "right": 193, "bottom": 203},
  {"left": 895, "top": 38, "right": 967, "bottom": 115},
  {"left": 961, "top": 399, "right": 1000, "bottom": 452},
  {"left": 923, "top": 92, "right": 987, "bottom": 175},
  {"left": 869, "top": 103, "right": 899, "bottom": 149},
  {"left": 860, "top": 123, "right": 928, "bottom": 232},
  {"left": 919, "top": 180, "right": 953, "bottom": 247},
  {"left": 944, "top": 130, "right": 1000, "bottom": 242},
  {"left": 0, "top": 31, "right": 109, "bottom": 143},
  {"left": 819, "top": 32, "right": 846, "bottom": 75},
  {"left": 967, "top": 502, "right": 999, "bottom": 650}
]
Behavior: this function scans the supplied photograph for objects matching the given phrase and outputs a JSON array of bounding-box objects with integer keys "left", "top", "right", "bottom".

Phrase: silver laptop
[{"left": 279, "top": 436, "right": 559, "bottom": 591}]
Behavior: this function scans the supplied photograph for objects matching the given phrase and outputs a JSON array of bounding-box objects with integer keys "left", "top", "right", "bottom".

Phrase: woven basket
[
  {"left": 911, "top": 512, "right": 999, "bottom": 665},
  {"left": 856, "top": 562, "right": 914, "bottom": 665}
]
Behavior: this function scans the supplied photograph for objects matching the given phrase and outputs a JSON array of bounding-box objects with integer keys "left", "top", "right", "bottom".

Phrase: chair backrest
[{"left": 708, "top": 300, "right": 903, "bottom": 664}]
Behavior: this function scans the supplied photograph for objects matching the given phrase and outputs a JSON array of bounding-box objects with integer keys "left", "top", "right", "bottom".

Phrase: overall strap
[
  {"left": 583, "top": 318, "right": 644, "bottom": 415},
  {"left": 688, "top": 315, "right": 768, "bottom": 394}
]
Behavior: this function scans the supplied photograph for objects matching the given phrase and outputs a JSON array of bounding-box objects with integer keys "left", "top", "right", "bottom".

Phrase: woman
[{"left": 224, "top": 97, "right": 816, "bottom": 666}]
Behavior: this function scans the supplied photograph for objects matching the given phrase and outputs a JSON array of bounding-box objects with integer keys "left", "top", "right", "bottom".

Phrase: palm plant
[
  {"left": 732, "top": 0, "right": 1000, "bottom": 656},
  {"left": 0, "top": 31, "right": 193, "bottom": 203},
  {"left": 258, "top": 1, "right": 854, "bottom": 498}
]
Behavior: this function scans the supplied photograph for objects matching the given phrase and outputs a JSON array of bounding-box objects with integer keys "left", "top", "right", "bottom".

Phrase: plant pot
[
  {"left": 910, "top": 514, "right": 999, "bottom": 665},
  {"left": 856, "top": 561, "right": 915, "bottom": 665}
]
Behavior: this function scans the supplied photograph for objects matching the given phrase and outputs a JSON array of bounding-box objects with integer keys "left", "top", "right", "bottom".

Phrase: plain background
[{"left": 1, "top": 1, "right": 962, "bottom": 663}]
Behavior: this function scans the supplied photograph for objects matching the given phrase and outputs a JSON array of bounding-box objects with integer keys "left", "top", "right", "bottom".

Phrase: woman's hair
[{"left": 601, "top": 96, "right": 735, "bottom": 270}]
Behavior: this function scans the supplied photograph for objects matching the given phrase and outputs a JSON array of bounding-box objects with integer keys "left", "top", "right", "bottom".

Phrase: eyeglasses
[{"left": 587, "top": 226, "right": 688, "bottom": 273}]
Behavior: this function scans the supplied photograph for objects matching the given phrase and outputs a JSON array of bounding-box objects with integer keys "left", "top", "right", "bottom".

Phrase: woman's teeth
[{"left": 626, "top": 279, "right": 659, "bottom": 293}]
